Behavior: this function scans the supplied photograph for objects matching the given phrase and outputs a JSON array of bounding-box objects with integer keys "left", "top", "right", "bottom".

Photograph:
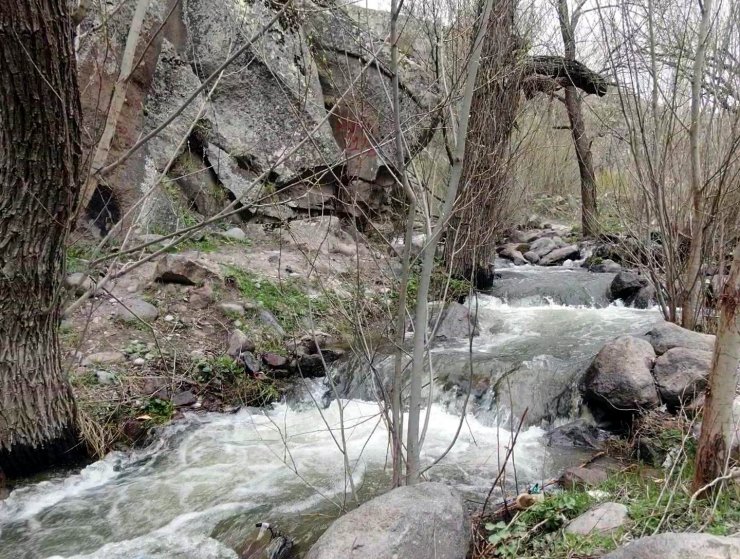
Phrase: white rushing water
[{"left": 0, "top": 267, "right": 663, "bottom": 559}]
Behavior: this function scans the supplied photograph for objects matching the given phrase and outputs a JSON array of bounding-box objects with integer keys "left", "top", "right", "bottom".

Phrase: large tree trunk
[
  {"left": 443, "top": 0, "right": 520, "bottom": 288},
  {"left": 0, "top": 0, "right": 84, "bottom": 477},
  {"left": 557, "top": 0, "right": 598, "bottom": 238},
  {"left": 692, "top": 243, "right": 740, "bottom": 494}
]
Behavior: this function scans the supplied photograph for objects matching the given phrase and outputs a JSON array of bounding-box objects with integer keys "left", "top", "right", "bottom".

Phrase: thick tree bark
[
  {"left": 0, "top": 0, "right": 84, "bottom": 477},
  {"left": 693, "top": 243, "right": 740, "bottom": 494},
  {"left": 557, "top": 0, "right": 599, "bottom": 238},
  {"left": 443, "top": 0, "right": 520, "bottom": 285}
]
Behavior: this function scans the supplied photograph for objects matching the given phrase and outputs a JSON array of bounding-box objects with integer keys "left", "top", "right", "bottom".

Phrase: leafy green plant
[
  {"left": 140, "top": 397, "right": 174, "bottom": 423},
  {"left": 195, "top": 355, "right": 244, "bottom": 383}
]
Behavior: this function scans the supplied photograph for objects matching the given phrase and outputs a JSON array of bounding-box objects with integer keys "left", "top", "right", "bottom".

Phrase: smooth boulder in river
[
  {"left": 652, "top": 347, "right": 712, "bottom": 410},
  {"left": 305, "top": 482, "right": 469, "bottom": 559},
  {"left": 583, "top": 336, "right": 659, "bottom": 419},
  {"left": 643, "top": 322, "right": 715, "bottom": 355}
]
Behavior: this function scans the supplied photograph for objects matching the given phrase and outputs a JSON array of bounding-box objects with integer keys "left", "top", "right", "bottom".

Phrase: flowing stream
[{"left": 0, "top": 265, "right": 663, "bottom": 559}]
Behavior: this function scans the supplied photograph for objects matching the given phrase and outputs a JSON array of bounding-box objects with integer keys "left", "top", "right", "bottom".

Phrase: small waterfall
[{"left": 0, "top": 266, "right": 664, "bottom": 559}]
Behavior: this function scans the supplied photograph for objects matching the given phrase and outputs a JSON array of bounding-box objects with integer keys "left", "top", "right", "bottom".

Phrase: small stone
[
  {"left": 259, "top": 309, "right": 286, "bottom": 337},
  {"left": 189, "top": 283, "right": 214, "bottom": 309},
  {"left": 227, "top": 330, "right": 256, "bottom": 357},
  {"left": 121, "top": 419, "right": 146, "bottom": 442},
  {"left": 560, "top": 467, "right": 608, "bottom": 490},
  {"left": 65, "top": 272, "right": 93, "bottom": 295},
  {"left": 116, "top": 298, "right": 159, "bottom": 323},
  {"left": 262, "top": 352, "right": 289, "bottom": 369},
  {"left": 219, "top": 302, "right": 245, "bottom": 316},
  {"left": 133, "top": 357, "right": 146, "bottom": 366},
  {"left": 219, "top": 227, "right": 247, "bottom": 241},
  {"left": 172, "top": 390, "right": 197, "bottom": 407},
  {"left": 82, "top": 351, "right": 125, "bottom": 366},
  {"left": 566, "top": 502, "right": 629, "bottom": 535},
  {"left": 164, "top": 314, "right": 175, "bottom": 322},
  {"left": 141, "top": 376, "right": 168, "bottom": 397},
  {"left": 94, "top": 370, "right": 117, "bottom": 385},
  {"left": 240, "top": 351, "right": 260, "bottom": 374}
]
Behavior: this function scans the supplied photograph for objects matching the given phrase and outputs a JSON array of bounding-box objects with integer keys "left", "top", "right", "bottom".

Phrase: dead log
[{"left": 523, "top": 55, "right": 609, "bottom": 96}]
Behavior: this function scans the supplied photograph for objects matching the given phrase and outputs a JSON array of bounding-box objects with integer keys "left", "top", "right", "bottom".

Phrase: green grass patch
[
  {"left": 475, "top": 457, "right": 740, "bottom": 559},
  {"left": 225, "top": 267, "right": 332, "bottom": 332},
  {"left": 193, "top": 355, "right": 281, "bottom": 406}
]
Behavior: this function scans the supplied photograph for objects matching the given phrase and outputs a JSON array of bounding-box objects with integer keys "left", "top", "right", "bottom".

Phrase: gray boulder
[
  {"left": 589, "top": 259, "right": 621, "bottom": 273},
  {"left": 609, "top": 271, "right": 654, "bottom": 307},
  {"left": 227, "top": 330, "right": 256, "bottom": 358},
  {"left": 539, "top": 245, "right": 581, "bottom": 266},
  {"left": 529, "top": 237, "right": 560, "bottom": 258},
  {"left": 644, "top": 322, "right": 715, "bottom": 355},
  {"left": 306, "top": 483, "right": 469, "bottom": 559},
  {"left": 185, "top": 0, "right": 340, "bottom": 185},
  {"left": 523, "top": 250, "right": 540, "bottom": 264},
  {"left": 172, "top": 390, "right": 197, "bottom": 407},
  {"left": 652, "top": 347, "right": 712, "bottom": 409},
  {"left": 82, "top": 351, "right": 126, "bottom": 366},
  {"left": 602, "top": 533, "right": 740, "bottom": 559},
  {"left": 565, "top": 502, "right": 628, "bottom": 535},
  {"left": 219, "top": 227, "right": 247, "bottom": 242},
  {"left": 583, "top": 336, "right": 659, "bottom": 417},
  {"left": 259, "top": 309, "right": 286, "bottom": 338},
  {"left": 509, "top": 229, "right": 544, "bottom": 244},
  {"left": 116, "top": 298, "right": 159, "bottom": 323},
  {"left": 498, "top": 244, "right": 528, "bottom": 266},
  {"left": 206, "top": 143, "right": 266, "bottom": 208},
  {"left": 559, "top": 466, "right": 608, "bottom": 489},
  {"left": 547, "top": 419, "right": 611, "bottom": 450},
  {"left": 631, "top": 285, "right": 656, "bottom": 309},
  {"left": 431, "top": 302, "right": 479, "bottom": 340}
]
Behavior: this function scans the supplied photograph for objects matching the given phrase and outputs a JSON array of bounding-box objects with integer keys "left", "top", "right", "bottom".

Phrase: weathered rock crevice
[{"left": 75, "top": 0, "right": 437, "bottom": 236}]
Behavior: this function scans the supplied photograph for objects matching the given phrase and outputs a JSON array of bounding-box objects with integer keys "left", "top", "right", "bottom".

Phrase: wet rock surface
[
  {"left": 306, "top": 483, "right": 469, "bottom": 559},
  {"left": 583, "top": 336, "right": 659, "bottom": 418}
]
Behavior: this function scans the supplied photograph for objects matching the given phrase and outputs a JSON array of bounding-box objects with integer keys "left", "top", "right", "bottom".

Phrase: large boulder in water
[
  {"left": 539, "top": 245, "right": 581, "bottom": 266},
  {"left": 602, "top": 533, "right": 740, "bottom": 559},
  {"left": 498, "top": 244, "right": 528, "bottom": 266},
  {"left": 529, "top": 236, "right": 560, "bottom": 258},
  {"left": 652, "top": 347, "right": 712, "bottom": 410},
  {"left": 430, "top": 302, "right": 479, "bottom": 340},
  {"left": 583, "top": 336, "right": 659, "bottom": 419},
  {"left": 643, "top": 322, "right": 715, "bottom": 355},
  {"left": 306, "top": 482, "right": 469, "bottom": 559},
  {"left": 609, "top": 271, "right": 653, "bottom": 308}
]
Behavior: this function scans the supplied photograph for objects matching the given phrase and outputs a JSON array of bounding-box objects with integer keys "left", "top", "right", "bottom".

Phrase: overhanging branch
[{"left": 523, "top": 55, "right": 609, "bottom": 96}]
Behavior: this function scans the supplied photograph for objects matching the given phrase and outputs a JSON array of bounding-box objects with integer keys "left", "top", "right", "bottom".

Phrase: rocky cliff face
[{"left": 76, "top": 0, "right": 436, "bottom": 235}]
